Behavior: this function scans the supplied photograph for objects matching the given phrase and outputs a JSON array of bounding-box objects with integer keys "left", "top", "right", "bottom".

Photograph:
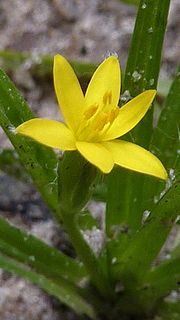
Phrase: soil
[{"left": 0, "top": 0, "right": 179, "bottom": 319}]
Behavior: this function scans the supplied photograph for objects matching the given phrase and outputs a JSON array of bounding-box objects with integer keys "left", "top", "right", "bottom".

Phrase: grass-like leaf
[
  {"left": 0, "top": 216, "right": 87, "bottom": 284},
  {"left": 138, "top": 256, "right": 180, "bottom": 310},
  {"left": 0, "top": 69, "right": 60, "bottom": 220},
  {"left": 106, "top": 0, "right": 171, "bottom": 236},
  {"left": 0, "top": 148, "right": 29, "bottom": 182},
  {"left": 142, "top": 66, "right": 180, "bottom": 212},
  {"left": 156, "top": 302, "right": 180, "bottom": 320},
  {"left": 0, "top": 252, "right": 94, "bottom": 318},
  {"left": 112, "top": 181, "right": 180, "bottom": 286}
]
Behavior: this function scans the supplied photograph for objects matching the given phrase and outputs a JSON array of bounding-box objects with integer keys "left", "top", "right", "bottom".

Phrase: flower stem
[{"left": 61, "top": 209, "right": 112, "bottom": 298}]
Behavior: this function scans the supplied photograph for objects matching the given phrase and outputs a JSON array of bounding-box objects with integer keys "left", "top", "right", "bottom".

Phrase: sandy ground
[{"left": 0, "top": 1, "right": 180, "bottom": 319}]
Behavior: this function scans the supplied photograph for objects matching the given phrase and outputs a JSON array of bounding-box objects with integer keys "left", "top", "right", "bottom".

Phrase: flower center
[{"left": 76, "top": 91, "right": 119, "bottom": 142}]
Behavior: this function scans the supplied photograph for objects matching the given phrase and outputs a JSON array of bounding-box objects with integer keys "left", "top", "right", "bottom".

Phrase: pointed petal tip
[
  {"left": 148, "top": 89, "right": 157, "bottom": 98},
  {"left": 102, "top": 140, "right": 168, "bottom": 180},
  {"left": 85, "top": 53, "right": 121, "bottom": 108},
  {"left": 141, "top": 89, "right": 157, "bottom": 101},
  {"left": 105, "top": 54, "right": 119, "bottom": 67},
  {"left": 16, "top": 125, "right": 20, "bottom": 133},
  {"left": 102, "top": 88, "right": 157, "bottom": 141},
  {"left": 54, "top": 54, "right": 60, "bottom": 62},
  {"left": 16, "top": 121, "right": 29, "bottom": 133},
  {"left": 143, "top": 161, "right": 168, "bottom": 181},
  {"left": 54, "top": 54, "right": 60, "bottom": 60},
  {"left": 53, "top": 53, "right": 85, "bottom": 131},
  {"left": 106, "top": 54, "right": 119, "bottom": 61},
  {"left": 154, "top": 159, "right": 168, "bottom": 181},
  {"left": 160, "top": 168, "right": 168, "bottom": 181},
  {"left": 101, "top": 165, "right": 113, "bottom": 174},
  {"left": 54, "top": 54, "right": 66, "bottom": 67},
  {"left": 101, "top": 54, "right": 120, "bottom": 69},
  {"left": 54, "top": 54, "right": 73, "bottom": 72}
]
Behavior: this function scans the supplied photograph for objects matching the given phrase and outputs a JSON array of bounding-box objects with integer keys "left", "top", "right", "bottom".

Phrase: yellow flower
[{"left": 16, "top": 54, "right": 167, "bottom": 179}]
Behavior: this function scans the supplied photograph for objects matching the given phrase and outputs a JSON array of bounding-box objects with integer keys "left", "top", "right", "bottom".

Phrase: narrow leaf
[
  {"left": 0, "top": 148, "right": 29, "bottom": 182},
  {"left": 0, "top": 252, "right": 95, "bottom": 318},
  {"left": 112, "top": 181, "right": 180, "bottom": 286},
  {"left": 142, "top": 66, "right": 180, "bottom": 212},
  {"left": 0, "top": 216, "right": 87, "bottom": 284},
  {"left": 139, "top": 256, "right": 180, "bottom": 309},
  {"left": 106, "top": 0, "right": 171, "bottom": 235},
  {"left": 156, "top": 302, "right": 180, "bottom": 320},
  {"left": 0, "top": 69, "right": 59, "bottom": 220}
]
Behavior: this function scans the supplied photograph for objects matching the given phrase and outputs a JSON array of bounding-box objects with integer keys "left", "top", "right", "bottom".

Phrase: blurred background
[
  {"left": 0, "top": 0, "right": 179, "bottom": 72},
  {"left": 0, "top": 1, "right": 179, "bottom": 319},
  {"left": 0, "top": 0, "right": 179, "bottom": 132}
]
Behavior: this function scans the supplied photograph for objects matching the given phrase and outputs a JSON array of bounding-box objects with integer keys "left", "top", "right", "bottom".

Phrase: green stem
[{"left": 61, "top": 209, "right": 112, "bottom": 298}]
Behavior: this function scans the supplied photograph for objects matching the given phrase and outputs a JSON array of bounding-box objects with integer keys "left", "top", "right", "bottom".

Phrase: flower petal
[
  {"left": 53, "top": 55, "right": 85, "bottom": 132},
  {"left": 16, "top": 119, "right": 76, "bottom": 150},
  {"left": 85, "top": 55, "right": 120, "bottom": 109},
  {"left": 76, "top": 141, "right": 114, "bottom": 173},
  {"left": 102, "top": 90, "right": 156, "bottom": 140},
  {"left": 102, "top": 140, "right": 167, "bottom": 180}
]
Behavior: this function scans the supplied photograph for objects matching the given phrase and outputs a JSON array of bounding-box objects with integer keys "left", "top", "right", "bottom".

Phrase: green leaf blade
[
  {"left": 141, "top": 66, "right": 180, "bottom": 216},
  {"left": 0, "top": 148, "right": 29, "bottom": 181},
  {"left": 139, "top": 256, "right": 180, "bottom": 309},
  {"left": 0, "top": 69, "right": 59, "bottom": 219},
  {"left": 156, "top": 302, "right": 180, "bottom": 320},
  {"left": 106, "top": 0, "right": 171, "bottom": 237},
  {"left": 112, "top": 181, "right": 180, "bottom": 286},
  {"left": 0, "top": 216, "right": 87, "bottom": 284},
  {"left": 0, "top": 252, "right": 95, "bottom": 319}
]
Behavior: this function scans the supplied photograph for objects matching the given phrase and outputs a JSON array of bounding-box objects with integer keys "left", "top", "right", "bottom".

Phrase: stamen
[
  {"left": 84, "top": 105, "right": 98, "bottom": 120},
  {"left": 78, "top": 103, "right": 119, "bottom": 142},
  {"left": 108, "top": 108, "right": 119, "bottom": 123},
  {"left": 103, "top": 91, "right": 112, "bottom": 105},
  {"left": 93, "top": 113, "right": 108, "bottom": 131}
]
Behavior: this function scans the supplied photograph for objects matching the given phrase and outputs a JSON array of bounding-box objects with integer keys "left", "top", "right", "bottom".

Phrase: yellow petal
[
  {"left": 16, "top": 119, "right": 76, "bottom": 150},
  {"left": 85, "top": 55, "right": 120, "bottom": 109},
  {"left": 102, "top": 90, "right": 156, "bottom": 141},
  {"left": 53, "top": 55, "right": 85, "bottom": 132},
  {"left": 102, "top": 140, "right": 167, "bottom": 180},
  {"left": 76, "top": 141, "right": 114, "bottom": 173}
]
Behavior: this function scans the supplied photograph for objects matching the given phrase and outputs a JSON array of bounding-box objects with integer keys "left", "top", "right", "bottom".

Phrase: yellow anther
[
  {"left": 103, "top": 91, "right": 112, "bottom": 105},
  {"left": 108, "top": 107, "right": 119, "bottom": 123},
  {"left": 84, "top": 105, "right": 98, "bottom": 120},
  {"left": 93, "top": 113, "right": 108, "bottom": 131}
]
